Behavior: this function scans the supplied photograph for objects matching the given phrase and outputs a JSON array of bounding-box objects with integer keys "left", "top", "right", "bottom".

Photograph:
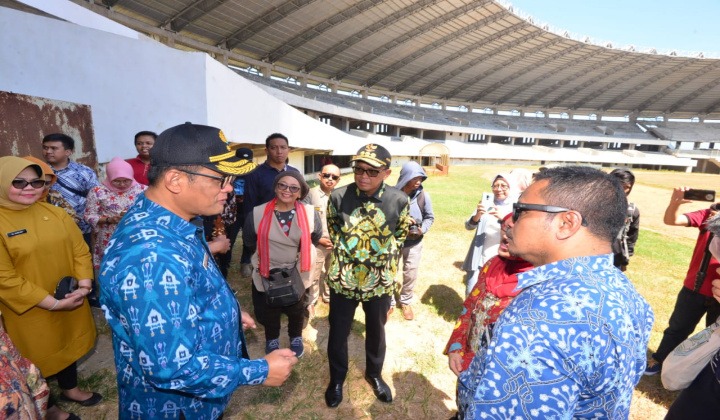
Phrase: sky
[{"left": 506, "top": 0, "right": 720, "bottom": 57}]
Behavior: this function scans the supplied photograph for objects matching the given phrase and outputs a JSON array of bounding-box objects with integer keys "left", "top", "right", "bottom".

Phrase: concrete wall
[{"left": 0, "top": 5, "right": 365, "bottom": 171}]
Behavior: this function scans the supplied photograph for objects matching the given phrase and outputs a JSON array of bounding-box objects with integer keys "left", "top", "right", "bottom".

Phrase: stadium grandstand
[{"left": 2, "top": 0, "right": 720, "bottom": 173}]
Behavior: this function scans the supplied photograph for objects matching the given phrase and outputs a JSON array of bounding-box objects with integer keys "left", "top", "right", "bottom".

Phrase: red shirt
[
  {"left": 683, "top": 208, "right": 719, "bottom": 297},
  {"left": 125, "top": 156, "right": 149, "bottom": 185}
]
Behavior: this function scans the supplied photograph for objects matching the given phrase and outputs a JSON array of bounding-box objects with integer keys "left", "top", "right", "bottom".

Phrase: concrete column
[
  {"left": 262, "top": 66, "right": 272, "bottom": 78},
  {"left": 342, "top": 118, "right": 350, "bottom": 132},
  {"left": 390, "top": 95, "right": 397, "bottom": 104},
  {"left": 510, "top": 137, "right": 516, "bottom": 145},
  {"left": 392, "top": 126, "right": 400, "bottom": 137},
  {"left": 418, "top": 129, "right": 424, "bottom": 139},
  {"left": 298, "top": 77, "right": 307, "bottom": 87},
  {"left": 559, "top": 140, "right": 565, "bottom": 148},
  {"left": 329, "top": 83, "right": 338, "bottom": 93},
  {"left": 467, "top": 105, "right": 473, "bottom": 113},
  {"left": 601, "top": 142, "right": 608, "bottom": 150},
  {"left": 534, "top": 138, "right": 540, "bottom": 145},
  {"left": 361, "top": 90, "right": 368, "bottom": 99}
]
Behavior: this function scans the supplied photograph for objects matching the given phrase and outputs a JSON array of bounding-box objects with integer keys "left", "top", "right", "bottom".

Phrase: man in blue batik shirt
[
  {"left": 457, "top": 166, "right": 653, "bottom": 419},
  {"left": 100, "top": 123, "right": 297, "bottom": 420},
  {"left": 42, "top": 133, "right": 99, "bottom": 245}
]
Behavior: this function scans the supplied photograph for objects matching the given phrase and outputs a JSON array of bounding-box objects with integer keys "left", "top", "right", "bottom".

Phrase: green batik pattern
[{"left": 328, "top": 191, "right": 410, "bottom": 301}]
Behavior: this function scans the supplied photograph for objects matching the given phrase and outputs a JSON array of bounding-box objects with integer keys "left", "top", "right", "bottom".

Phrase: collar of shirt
[
  {"left": 354, "top": 182, "right": 386, "bottom": 200},
  {"left": 138, "top": 194, "right": 200, "bottom": 238},
  {"left": 51, "top": 160, "right": 77, "bottom": 173},
  {"left": 515, "top": 253, "right": 614, "bottom": 291}
]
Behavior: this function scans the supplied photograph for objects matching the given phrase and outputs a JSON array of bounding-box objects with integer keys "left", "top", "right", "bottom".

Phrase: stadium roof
[{"left": 68, "top": 0, "right": 720, "bottom": 119}]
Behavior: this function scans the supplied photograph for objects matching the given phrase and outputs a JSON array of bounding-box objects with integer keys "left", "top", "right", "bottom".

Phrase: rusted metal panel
[{"left": 0, "top": 91, "right": 97, "bottom": 169}]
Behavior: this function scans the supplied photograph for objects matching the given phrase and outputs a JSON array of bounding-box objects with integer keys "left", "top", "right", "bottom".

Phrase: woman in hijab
[
  {"left": 243, "top": 171, "right": 324, "bottom": 358},
  {"left": 84, "top": 157, "right": 146, "bottom": 270},
  {"left": 446, "top": 215, "right": 533, "bottom": 419},
  {"left": 461, "top": 173, "right": 516, "bottom": 296},
  {"left": 0, "top": 156, "right": 100, "bottom": 420}
]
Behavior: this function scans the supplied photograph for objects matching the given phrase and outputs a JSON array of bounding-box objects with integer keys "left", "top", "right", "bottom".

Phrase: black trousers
[
  {"left": 665, "top": 362, "right": 720, "bottom": 419},
  {"left": 327, "top": 290, "right": 391, "bottom": 384},
  {"left": 47, "top": 362, "right": 78, "bottom": 408},
  {"left": 654, "top": 287, "right": 720, "bottom": 362},
  {"left": 251, "top": 283, "right": 306, "bottom": 341}
]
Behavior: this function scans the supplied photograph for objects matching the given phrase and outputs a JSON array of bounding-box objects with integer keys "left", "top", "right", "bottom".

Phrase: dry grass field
[{"left": 69, "top": 164, "right": 719, "bottom": 419}]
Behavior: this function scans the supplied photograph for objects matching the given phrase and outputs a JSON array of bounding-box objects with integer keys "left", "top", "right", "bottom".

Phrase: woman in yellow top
[{"left": 0, "top": 156, "right": 101, "bottom": 420}]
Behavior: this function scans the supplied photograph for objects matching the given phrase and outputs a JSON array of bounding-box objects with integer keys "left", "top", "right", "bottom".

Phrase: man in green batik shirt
[{"left": 324, "top": 143, "right": 411, "bottom": 408}]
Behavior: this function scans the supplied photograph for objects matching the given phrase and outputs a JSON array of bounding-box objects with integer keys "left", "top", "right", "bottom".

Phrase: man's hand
[
  {"left": 448, "top": 352, "right": 464, "bottom": 377},
  {"left": 712, "top": 274, "right": 720, "bottom": 304},
  {"left": 208, "top": 235, "right": 231, "bottom": 254},
  {"left": 318, "top": 237, "right": 333, "bottom": 250},
  {"left": 263, "top": 349, "right": 298, "bottom": 386},
  {"left": 241, "top": 310, "right": 256, "bottom": 330}
]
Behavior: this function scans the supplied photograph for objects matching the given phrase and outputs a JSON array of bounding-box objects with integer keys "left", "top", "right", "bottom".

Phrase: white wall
[
  {"left": 0, "top": 6, "right": 208, "bottom": 162},
  {"left": 0, "top": 5, "right": 368, "bottom": 169}
]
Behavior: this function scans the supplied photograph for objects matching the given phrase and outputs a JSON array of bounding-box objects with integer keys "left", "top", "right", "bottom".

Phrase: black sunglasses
[
  {"left": 512, "top": 202, "right": 588, "bottom": 226},
  {"left": 352, "top": 166, "right": 382, "bottom": 178},
  {"left": 11, "top": 179, "right": 48, "bottom": 189},
  {"left": 321, "top": 173, "right": 340, "bottom": 181},
  {"left": 178, "top": 169, "right": 235, "bottom": 189},
  {"left": 277, "top": 182, "right": 301, "bottom": 193}
]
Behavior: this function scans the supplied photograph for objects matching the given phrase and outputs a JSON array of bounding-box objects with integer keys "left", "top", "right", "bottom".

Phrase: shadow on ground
[{"left": 421, "top": 285, "right": 464, "bottom": 323}]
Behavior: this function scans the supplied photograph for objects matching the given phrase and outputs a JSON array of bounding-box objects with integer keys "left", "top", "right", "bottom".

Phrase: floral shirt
[
  {"left": 84, "top": 183, "right": 146, "bottom": 269},
  {"left": 327, "top": 183, "right": 411, "bottom": 301},
  {"left": 50, "top": 161, "right": 98, "bottom": 234},
  {"left": 457, "top": 254, "right": 654, "bottom": 419},
  {"left": 99, "top": 194, "right": 268, "bottom": 419}
]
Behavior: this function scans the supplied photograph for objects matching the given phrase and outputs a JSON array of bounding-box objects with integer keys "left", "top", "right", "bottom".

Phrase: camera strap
[{"left": 693, "top": 232, "right": 715, "bottom": 292}]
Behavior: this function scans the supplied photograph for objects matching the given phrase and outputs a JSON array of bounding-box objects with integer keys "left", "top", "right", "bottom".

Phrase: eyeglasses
[
  {"left": 492, "top": 184, "right": 510, "bottom": 190},
  {"left": 11, "top": 179, "right": 47, "bottom": 189},
  {"left": 178, "top": 169, "right": 235, "bottom": 189},
  {"left": 352, "top": 166, "right": 382, "bottom": 178},
  {"left": 512, "top": 202, "right": 588, "bottom": 226},
  {"left": 276, "top": 182, "right": 301, "bottom": 193},
  {"left": 321, "top": 173, "right": 340, "bottom": 181}
]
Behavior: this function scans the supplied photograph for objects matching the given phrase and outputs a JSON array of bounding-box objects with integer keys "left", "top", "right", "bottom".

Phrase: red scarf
[
  {"left": 483, "top": 256, "right": 534, "bottom": 298},
  {"left": 257, "top": 198, "right": 312, "bottom": 278}
]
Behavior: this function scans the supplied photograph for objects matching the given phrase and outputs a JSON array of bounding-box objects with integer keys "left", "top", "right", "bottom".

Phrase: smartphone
[
  {"left": 481, "top": 192, "right": 493, "bottom": 209},
  {"left": 684, "top": 189, "right": 716, "bottom": 202}
]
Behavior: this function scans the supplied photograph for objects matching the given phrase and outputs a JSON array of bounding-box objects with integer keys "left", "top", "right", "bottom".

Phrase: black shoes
[
  {"left": 364, "top": 373, "right": 393, "bottom": 403},
  {"left": 325, "top": 382, "right": 343, "bottom": 408}
]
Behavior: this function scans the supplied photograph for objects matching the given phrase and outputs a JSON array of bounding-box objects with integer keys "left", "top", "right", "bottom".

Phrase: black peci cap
[
  {"left": 351, "top": 143, "right": 392, "bottom": 168},
  {"left": 151, "top": 122, "right": 257, "bottom": 175}
]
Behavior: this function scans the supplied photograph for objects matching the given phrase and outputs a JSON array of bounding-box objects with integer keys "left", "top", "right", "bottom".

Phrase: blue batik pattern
[
  {"left": 99, "top": 194, "right": 268, "bottom": 420},
  {"left": 50, "top": 161, "right": 98, "bottom": 233},
  {"left": 457, "top": 254, "right": 653, "bottom": 420}
]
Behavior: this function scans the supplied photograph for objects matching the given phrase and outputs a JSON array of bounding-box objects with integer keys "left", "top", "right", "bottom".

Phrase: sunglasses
[
  {"left": 277, "top": 182, "right": 301, "bottom": 193},
  {"left": 512, "top": 202, "right": 588, "bottom": 226},
  {"left": 321, "top": 173, "right": 340, "bottom": 181},
  {"left": 11, "top": 179, "right": 48, "bottom": 190},
  {"left": 178, "top": 169, "right": 235, "bottom": 189},
  {"left": 352, "top": 167, "right": 382, "bottom": 178}
]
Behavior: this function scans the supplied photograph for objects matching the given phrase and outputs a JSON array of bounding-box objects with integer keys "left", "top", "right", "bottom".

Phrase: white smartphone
[{"left": 481, "top": 192, "right": 493, "bottom": 209}]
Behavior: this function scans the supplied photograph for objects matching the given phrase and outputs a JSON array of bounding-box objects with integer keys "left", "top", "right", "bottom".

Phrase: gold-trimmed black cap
[
  {"left": 351, "top": 143, "right": 391, "bottom": 168},
  {"left": 151, "top": 122, "right": 257, "bottom": 176}
]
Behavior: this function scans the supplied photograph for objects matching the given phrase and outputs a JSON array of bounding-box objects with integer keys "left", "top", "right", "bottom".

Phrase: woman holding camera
[
  {"left": 0, "top": 156, "right": 100, "bottom": 420},
  {"left": 461, "top": 173, "right": 516, "bottom": 296},
  {"left": 243, "top": 171, "right": 325, "bottom": 358}
]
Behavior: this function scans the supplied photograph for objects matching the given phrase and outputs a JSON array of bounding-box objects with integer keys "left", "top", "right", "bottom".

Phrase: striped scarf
[{"left": 257, "top": 198, "right": 312, "bottom": 278}]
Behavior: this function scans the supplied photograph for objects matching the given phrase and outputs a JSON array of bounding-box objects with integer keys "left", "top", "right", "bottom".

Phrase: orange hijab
[{"left": 23, "top": 156, "right": 56, "bottom": 200}]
